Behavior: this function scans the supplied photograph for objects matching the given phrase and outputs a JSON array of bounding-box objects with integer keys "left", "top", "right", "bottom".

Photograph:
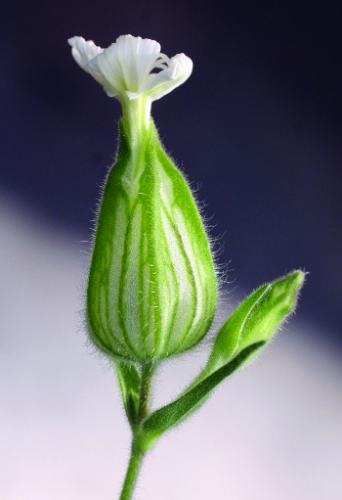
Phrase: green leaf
[
  {"left": 198, "top": 270, "right": 305, "bottom": 382},
  {"left": 116, "top": 362, "right": 141, "bottom": 428},
  {"left": 136, "top": 342, "right": 264, "bottom": 451}
]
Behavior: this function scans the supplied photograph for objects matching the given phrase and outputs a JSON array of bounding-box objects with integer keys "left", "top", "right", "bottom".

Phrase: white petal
[
  {"left": 68, "top": 36, "right": 103, "bottom": 71},
  {"left": 68, "top": 36, "right": 112, "bottom": 92},
  {"left": 115, "top": 35, "right": 161, "bottom": 91},
  {"left": 87, "top": 43, "right": 126, "bottom": 97},
  {"left": 86, "top": 35, "right": 163, "bottom": 99},
  {"left": 144, "top": 53, "right": 193, "bottom": 101},
  {"left": 68, "top": 34, "right": 193, "bottom": 102}
]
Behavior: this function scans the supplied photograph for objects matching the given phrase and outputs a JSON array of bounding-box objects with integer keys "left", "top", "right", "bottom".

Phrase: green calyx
[{"left": 87, "top": 99, "right": 218, "bottom": 362}]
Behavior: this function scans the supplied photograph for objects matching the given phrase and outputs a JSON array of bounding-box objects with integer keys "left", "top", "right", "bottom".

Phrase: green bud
[{"left": 87, "top": 99, "right": 218, "bottom": 362}]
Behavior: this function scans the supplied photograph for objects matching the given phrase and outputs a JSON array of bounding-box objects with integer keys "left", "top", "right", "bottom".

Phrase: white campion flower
[{"left": 68, "top": 34, "right": 193, "bottom": 102}]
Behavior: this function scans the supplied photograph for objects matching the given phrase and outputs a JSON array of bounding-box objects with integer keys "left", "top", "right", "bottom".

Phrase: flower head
[{"left": 68, "top": 34, "right": 193, "bottom": 102}]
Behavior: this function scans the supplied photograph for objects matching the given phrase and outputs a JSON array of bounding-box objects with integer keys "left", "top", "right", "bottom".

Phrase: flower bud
[
  {"left": 68, "top": 34, "right": 218, "bottom": 361},
  {"left": 87, "top": 117, "right": 218, "bottom": 361}
]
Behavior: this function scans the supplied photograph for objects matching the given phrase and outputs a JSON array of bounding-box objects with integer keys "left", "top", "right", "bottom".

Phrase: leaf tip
[{"left": 290, "top": 269, "right": 307, "bottom": 288}]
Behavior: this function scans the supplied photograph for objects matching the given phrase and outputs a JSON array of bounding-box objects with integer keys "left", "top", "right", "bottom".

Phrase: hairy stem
[{"left": 119, "top": 362, "right": 155, "bottom": 500}]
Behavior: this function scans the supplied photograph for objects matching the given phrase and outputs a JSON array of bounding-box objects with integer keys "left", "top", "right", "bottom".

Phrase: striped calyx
[{"left": 87, "top": 114, "right": 218, "bottom": 362}]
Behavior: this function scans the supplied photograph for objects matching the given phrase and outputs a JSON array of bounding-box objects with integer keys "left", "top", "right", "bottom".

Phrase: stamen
[{"left": 152, "top": 53, "right": 170, "bottom": 72}]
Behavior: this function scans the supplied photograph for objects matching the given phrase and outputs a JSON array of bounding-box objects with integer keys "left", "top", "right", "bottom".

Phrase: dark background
[{"left": 2, "top": 2, "right": 341, "bottom": 342}]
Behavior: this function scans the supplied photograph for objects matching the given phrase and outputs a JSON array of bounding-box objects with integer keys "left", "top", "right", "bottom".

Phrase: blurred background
[{"left": 1, "top": 2, "right": 341, "bottom": 499}]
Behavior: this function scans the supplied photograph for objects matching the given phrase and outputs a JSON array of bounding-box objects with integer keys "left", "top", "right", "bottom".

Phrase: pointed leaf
[{"left": 199, "top": 270, "right": 305, "bottom": 382}]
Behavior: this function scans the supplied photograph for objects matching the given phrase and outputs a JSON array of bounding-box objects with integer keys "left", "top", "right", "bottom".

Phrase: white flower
[{"left": 68, "top": 34, "right": 193, "bottom": 102}]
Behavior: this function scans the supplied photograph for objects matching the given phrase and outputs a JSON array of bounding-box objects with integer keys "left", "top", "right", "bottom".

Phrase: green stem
[
  {"left": 119, "top": 444, "right": 144, "bottom": 500},
  {"left": 119, "top": 362, "right": 155, "bottom": 500}
]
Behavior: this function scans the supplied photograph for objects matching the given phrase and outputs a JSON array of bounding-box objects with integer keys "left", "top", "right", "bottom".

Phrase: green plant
[{"left": 68, "top": 33, "right": 305, "bottom": 499}]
